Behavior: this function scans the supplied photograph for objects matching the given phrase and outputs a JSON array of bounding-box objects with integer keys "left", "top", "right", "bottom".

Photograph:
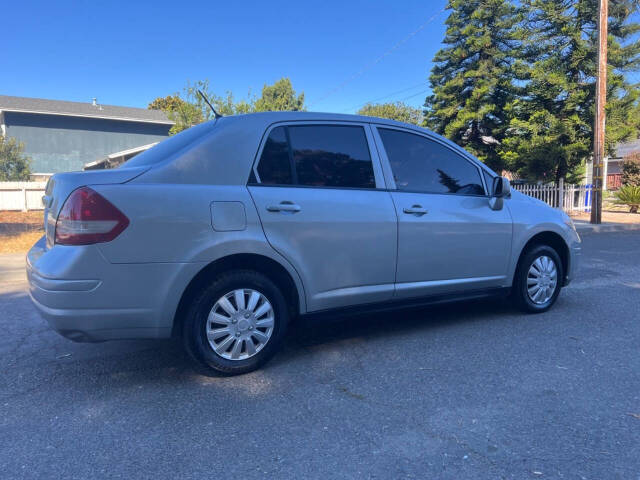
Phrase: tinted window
[
  {"left": 288, "top": 125, "right": 375, "bottom": 188},
  {"left": 257, "top": 126, "right": 292, "bottom": 185},
  {"left": 482, "top": 170, "right": 495, "bottom": 194},
  {"left": 378, "top": 128, "right": 485, "bottom": 195},
  {"left": 122, "top": 121, "right": 216, "bottom": 168}
]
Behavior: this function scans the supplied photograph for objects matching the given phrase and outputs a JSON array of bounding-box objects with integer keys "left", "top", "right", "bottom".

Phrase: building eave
[{"left": 0, "top": 107, "right": 175, "bottom": 125}]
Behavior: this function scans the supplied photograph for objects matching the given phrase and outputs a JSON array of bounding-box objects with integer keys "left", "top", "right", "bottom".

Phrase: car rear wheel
[
  {"left": 183, "top": 270, "right": 289, "bottom": 375},
  {"left": 513, "top": 245, "right": 563, "bottom": 313}
]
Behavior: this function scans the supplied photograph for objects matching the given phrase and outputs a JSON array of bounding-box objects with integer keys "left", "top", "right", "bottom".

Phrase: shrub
[
  {"left": 0, "top": 135, "right": 31, "bottom": 181},
  {"left": 615, "top": 185, "right": 640, "bottom": 213},
  {"left": 621, "top": 152, "right": 640, "bottom": 187}
]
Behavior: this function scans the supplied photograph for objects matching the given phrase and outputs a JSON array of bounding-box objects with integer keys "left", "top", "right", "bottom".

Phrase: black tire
[
  {"left": 182, "top": 270, "right": 289, "bottom": 376},
  {"left": 512, "top": 244, "right": 564, "bottom": 313}
]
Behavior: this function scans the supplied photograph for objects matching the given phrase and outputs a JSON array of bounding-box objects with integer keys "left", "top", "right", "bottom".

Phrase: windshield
[{"left": 120, "top": 121, "right": 216, "bottom": 168}]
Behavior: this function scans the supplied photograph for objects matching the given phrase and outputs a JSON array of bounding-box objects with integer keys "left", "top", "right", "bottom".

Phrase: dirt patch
[
  {"left": 0, "top": 231, "right": 43, "bottom": 254},
  {"left": 569, "top": 211, "right": 640, "bottom": 224},
  {"left": 0, "top": 211, "right": 43, "bottom": 224},
  {"left": 0, "top": 211, "right": 44, "bottom": 253}
]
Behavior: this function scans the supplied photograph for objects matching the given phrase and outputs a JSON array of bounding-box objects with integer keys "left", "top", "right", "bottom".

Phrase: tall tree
[
  {"left": 424, "top": 0, "right": 521, "bottom": 172},
  {"left": 253, "top": 77, "right": 305, "bottom": 112},
  {"left": 501, "top": 0, "right": 640, "bottom": 182},
  {"left": 0, "top": 135, "right": 31, "bottom": 181},
  {"left": 357, "top": 102, "right": 423, "bottom": 125}
]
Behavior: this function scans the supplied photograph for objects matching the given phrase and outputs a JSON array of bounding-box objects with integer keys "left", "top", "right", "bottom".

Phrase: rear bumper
[
  {"left": 28, "top": 292, "right": 166, "bottom": 342},
  {"left": 26, "top": 236, "right": 201, "bottom": 342}
]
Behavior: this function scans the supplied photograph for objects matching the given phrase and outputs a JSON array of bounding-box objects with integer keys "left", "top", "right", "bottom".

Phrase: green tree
[
  {"left": 148, "top": 95, "right": 186, "bottom": 112},
  {"left": 622, "top": 152, "right": 640, "bottom": 186},
  {"left": 0, "top": 134, "right": 31, "bottom": 181},
  {"left": 357, "top": 102, "right": 423, "bottom": 125},
  {"left": 424, "top": 0, "right": 521, "bottom": 172},
  {"left": 149, "top": 77, "right": 306, "bottom": 134},
  {"left": 501, "top": 0, "right": 640, "bottom": 182},
  {"left": 148, "top": 92, "right": 203, "bottom": 135},
  {"left": 253, "top": 77, "right": 305, "bottom": 112}
]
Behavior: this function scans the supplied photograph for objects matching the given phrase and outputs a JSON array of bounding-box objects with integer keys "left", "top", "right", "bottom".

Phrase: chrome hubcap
[
  {"left": 206, "top": 289, "right": 274, "bottom": 360},
  {"left": 527, "top": 255, "right": 558, "bottom": 305}
]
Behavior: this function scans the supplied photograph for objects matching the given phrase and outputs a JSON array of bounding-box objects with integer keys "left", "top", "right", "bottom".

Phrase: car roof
[{"left": 229, "top": 110, "right": 432, "bottom": 132}]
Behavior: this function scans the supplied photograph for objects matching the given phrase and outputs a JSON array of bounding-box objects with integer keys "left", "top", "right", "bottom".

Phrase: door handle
[
  {"left": 403, "top": 205, "right": 428, "bottom": 215},
  {"left": 267, "top": 201, "right": 301, "bottom": 213}
]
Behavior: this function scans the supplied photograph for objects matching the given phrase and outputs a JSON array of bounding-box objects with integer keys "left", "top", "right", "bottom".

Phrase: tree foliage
[
  {"left": 0, "top": 134, "right": 31, "bottom": 181},
  {"left": 149, "top": 77, "right": 305, "bottom": 134},
  {"left": 425, "top": 0, "right": 640, "bottom": 181},
  {"left": 424, "top": 0, "right": 521, "bottom": 172},
  {"left": 500, "top": 0, "right": 640, "bottom": 182},
  {"left": 622, "top": 152, "right": 640, "bottom": 186},
  {"left": 357, "top": 102, "right": 423, "bottom": 125},
  {"left": 253, "top": 77, "right": 305, "bottom": 112}
]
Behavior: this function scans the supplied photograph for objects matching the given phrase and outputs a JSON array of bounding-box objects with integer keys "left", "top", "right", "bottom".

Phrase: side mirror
[
  {"left": 489, "top": 176, "right": 510, "bottom": 210},
  {"left": 492, "top": 176, "right": 511, "bottom": 198}
]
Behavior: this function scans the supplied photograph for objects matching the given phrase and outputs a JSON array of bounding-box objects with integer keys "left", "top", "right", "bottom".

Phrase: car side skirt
[{"left": 300, "top": 287, "right": 512, "bottom": 321}]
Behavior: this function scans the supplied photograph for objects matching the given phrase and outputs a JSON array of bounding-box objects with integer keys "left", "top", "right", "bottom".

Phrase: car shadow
[
  {"left": 3, "top": 289, "right": 517, "bottom": 395},
  {"left": 277, "top": 296, "right": 515, "bottom": 362}
]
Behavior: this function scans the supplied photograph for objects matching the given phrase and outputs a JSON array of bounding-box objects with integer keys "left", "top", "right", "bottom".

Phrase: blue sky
[{"left": 2, "top": 0, "right": 448, "bottom": 113}]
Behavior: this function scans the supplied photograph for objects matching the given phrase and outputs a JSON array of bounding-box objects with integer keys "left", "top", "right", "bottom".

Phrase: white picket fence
[
  {"left": 512, "top": 181, "right": 592, "bottom": 213},
  {"left": 0, "top": 182, "right": 47, "bottom": 211},
  {"left": 0, "top": 179, "right": 593, "bottom": 214}
]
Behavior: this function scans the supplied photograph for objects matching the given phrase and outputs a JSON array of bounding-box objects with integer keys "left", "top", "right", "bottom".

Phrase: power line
[
  {"left": 309, "top": 9, "right": 446, "bottom": 108},
  {"left": 343, "top": 82, "right": 428, "bottom": 112},
  {"left": 397, "top": 88, "right": 431, "bottom": 103}
]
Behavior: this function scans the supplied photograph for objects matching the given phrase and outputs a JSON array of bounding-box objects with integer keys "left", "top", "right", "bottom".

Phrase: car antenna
[{"left": 197, "top": 89, "right": 222, "bottom": 120}]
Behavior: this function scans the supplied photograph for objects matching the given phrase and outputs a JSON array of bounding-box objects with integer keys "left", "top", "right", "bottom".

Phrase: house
[{"left": 0, "top": 95, "right": 173, "bottom": 177}]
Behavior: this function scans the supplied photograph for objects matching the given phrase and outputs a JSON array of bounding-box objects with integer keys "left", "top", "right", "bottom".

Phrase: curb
[{"left": 574, "top": 222, "right": 640, "bottom": 234}]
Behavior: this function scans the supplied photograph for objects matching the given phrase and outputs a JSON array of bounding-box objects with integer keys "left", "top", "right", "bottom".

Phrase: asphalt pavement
[{"left": 1, "top": 232, "right": 639, "bottom": 479}]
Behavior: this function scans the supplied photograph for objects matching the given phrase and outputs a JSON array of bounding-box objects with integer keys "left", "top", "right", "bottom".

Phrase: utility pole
[{"left": 590, "top": 0, "right": 608, "bottom": 224}]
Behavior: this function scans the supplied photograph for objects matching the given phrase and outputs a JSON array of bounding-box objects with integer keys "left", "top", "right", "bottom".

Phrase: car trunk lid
[{"left": 43, "top": 166, "right": 148, "bottom": 248}]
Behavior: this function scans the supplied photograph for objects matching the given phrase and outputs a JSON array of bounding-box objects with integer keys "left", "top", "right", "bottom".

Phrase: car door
[
  {"left": 248, "top": 122, "right": 397, "bottom": 312},
  {"left": 372, "top": 125, "right": 513, "bottom": 299}
]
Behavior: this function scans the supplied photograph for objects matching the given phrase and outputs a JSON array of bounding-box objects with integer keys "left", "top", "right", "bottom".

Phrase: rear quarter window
[{"left": 121, "top": 121, "right": 215, "bottom": 168}]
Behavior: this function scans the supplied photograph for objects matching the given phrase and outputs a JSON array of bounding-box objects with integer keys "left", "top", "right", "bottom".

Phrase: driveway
[{"left": 1, "top": 233, "right": 639, "bottom": 479}]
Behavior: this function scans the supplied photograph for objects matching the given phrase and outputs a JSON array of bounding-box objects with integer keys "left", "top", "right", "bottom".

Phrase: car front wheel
[
  {"left": 513, "top": 245, "right": 564, "bottom": 313},
  {"left": 183, "top": 270, "right": 289, "bottom": 375}
]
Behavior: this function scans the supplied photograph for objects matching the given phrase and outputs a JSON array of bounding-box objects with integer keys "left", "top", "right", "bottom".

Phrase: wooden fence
[{"left": 0, "top": 182, "right": 47, "bottom": 211}]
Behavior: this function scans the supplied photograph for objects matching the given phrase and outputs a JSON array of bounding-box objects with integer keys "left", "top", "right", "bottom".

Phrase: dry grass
[
  {"left": 0, "top": 210, "right": 43, "bottom": 225},
  {"left": 0, "top": 210, "right": 44, "bottom": 253},
  {"left": 0, "top": 231, "right": 43, "bottom": 254}
]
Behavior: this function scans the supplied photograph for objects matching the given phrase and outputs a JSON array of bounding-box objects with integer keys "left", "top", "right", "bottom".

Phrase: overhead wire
[
  {"left": 343, "top": 82, "right": 428, "bottom": 112},
  {"left": 309, "top": 8, "right": 446, "bottom": 109}
]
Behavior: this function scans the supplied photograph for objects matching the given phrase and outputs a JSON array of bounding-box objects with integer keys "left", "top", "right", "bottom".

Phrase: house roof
[
  {"left": 83, "top": 142, "right": 158, "bottom": 170},
  {"left": 0, "top": 95, "right": 173, "bottom": 125},
  {"left": 615, "top": 138, "right": 640, "bottom": 159}
]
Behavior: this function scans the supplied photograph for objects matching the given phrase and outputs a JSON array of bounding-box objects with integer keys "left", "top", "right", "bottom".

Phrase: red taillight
[{"left": 55, "top": 187, "right": 129, "bottom": 245}]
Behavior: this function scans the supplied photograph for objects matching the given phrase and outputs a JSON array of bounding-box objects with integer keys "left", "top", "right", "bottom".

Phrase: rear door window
[
  {"left": 288, "top": 125, "right": 375, "bottom": 188},
  {"left": 254, "top": 124, "right": 375, "bottom": 189}
]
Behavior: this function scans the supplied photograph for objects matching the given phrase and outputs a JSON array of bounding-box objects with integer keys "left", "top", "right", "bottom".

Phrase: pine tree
[
  {"left": 501, "top": 0, "right": 640, "bottom": 182},
  {"left": 424, "top": 0, "right": 521, "bottom": 172}
]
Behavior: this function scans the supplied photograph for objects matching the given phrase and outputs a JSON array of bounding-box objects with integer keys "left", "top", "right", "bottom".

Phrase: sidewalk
[
  {"left": 570, "top": 211, "right": 640, "bottom": 234},
  {"left": 574, "top": 221, "right": 640, "bottom": 234}
]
